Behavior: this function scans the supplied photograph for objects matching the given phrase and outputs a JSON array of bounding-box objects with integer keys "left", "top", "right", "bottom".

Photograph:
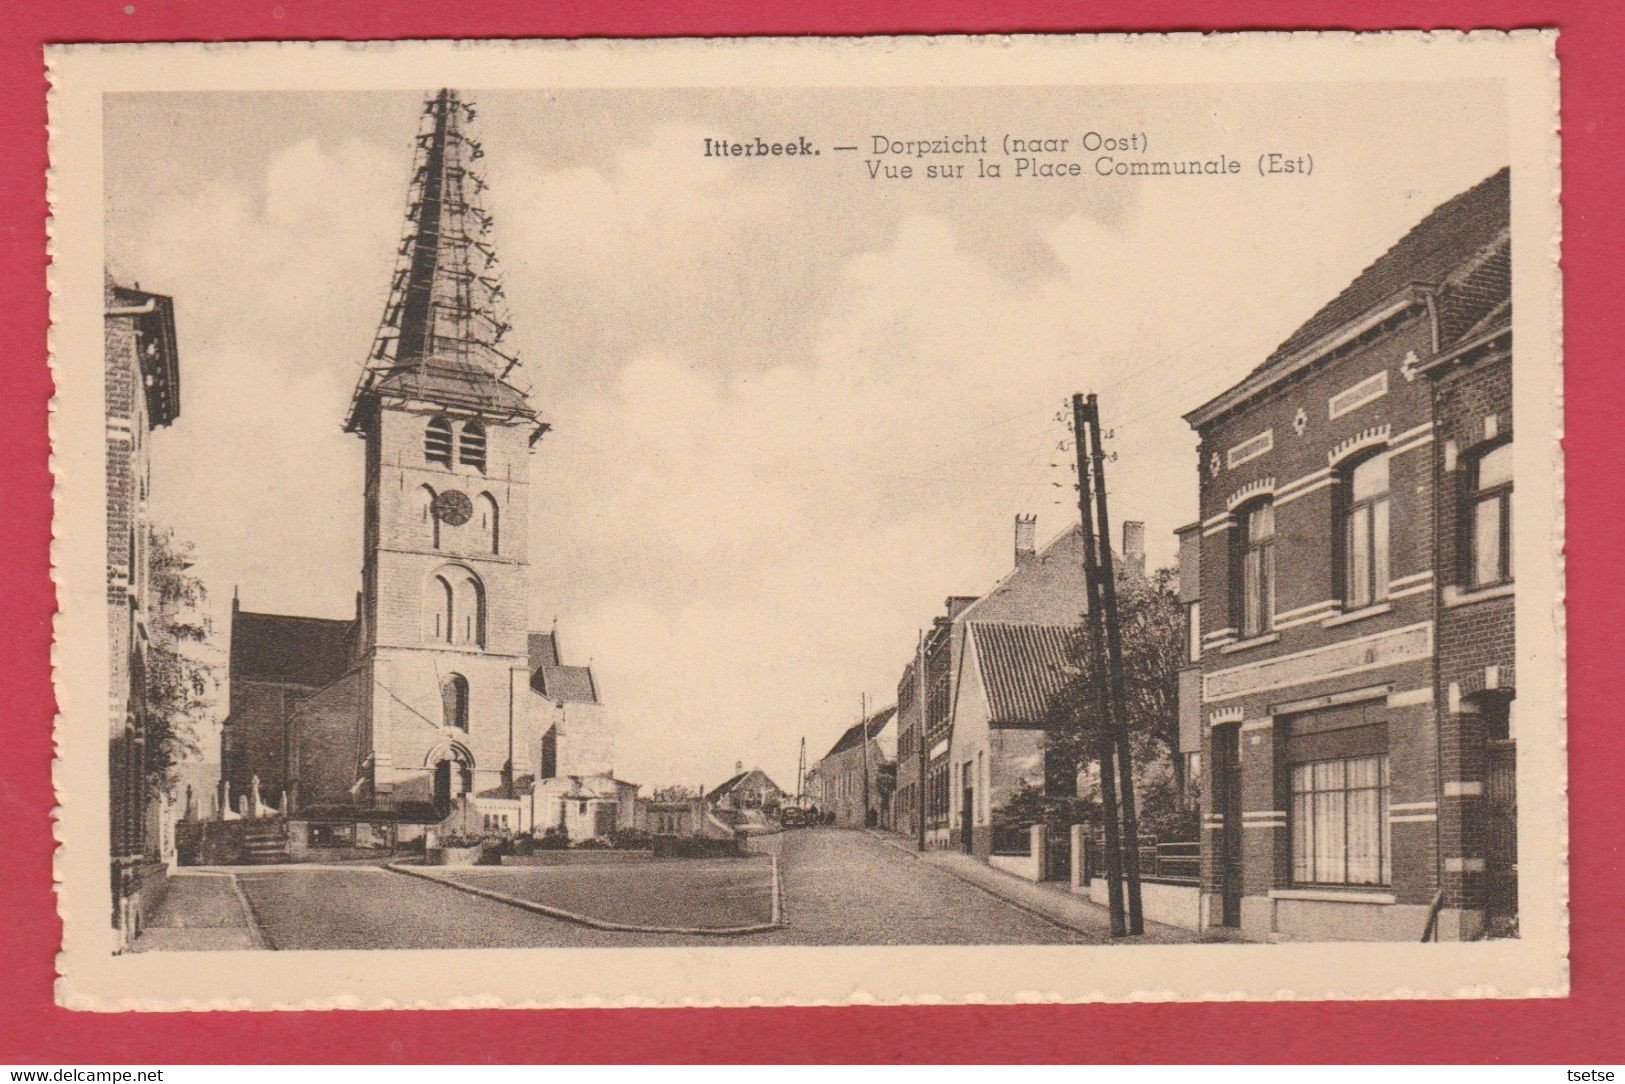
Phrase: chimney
[
  {"left": 735, "top": 760, "right": 744, "bottom": 776},
  {"left": 1122, "top": 520, "right": 1146, "bottom": 580},
  {"left": 1014, "top": 513, "right": 1038, "bottom": 568}
]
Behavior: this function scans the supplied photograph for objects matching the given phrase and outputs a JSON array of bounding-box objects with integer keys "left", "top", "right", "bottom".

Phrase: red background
[{"left": 2, "top": 1, "right": 1619, "bottom": 1064}]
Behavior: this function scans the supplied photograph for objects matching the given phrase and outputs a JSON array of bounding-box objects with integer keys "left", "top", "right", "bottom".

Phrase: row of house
[
  {"left": 812, "top": 509, "right": 1148, "bottom": 853},
  {"left": 105, "top": 275, "right": 183, "bottom": 948},
  {"left": 1176, "top": 167, "right": 1516, "bottom": 941}
]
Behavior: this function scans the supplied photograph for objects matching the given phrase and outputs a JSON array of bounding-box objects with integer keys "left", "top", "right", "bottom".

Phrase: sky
[{"left": 104, "top": 81, "right": 1507, "bottom": 792}]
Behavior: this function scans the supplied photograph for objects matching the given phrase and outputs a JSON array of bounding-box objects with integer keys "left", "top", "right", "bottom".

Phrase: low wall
[
  {"left": 988, "top": 825, "right": 1046, "bottom": 882},
  {"left": 175, "top": 820, "right": 248, "bottom": 866},
  {"left": 1085, "top": 877, "right": 1202, "bottom": 931}
]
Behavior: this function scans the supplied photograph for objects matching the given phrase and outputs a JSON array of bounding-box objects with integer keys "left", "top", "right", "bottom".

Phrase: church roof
[
  {"left": 346, "top": 89, "right": 544, "bottom": 435},
  {"left": 527, "top": 629, "right": 599, "bottom": 703},
  {"left": 230, "top": 609, "right": 356, "bottom": 688}
]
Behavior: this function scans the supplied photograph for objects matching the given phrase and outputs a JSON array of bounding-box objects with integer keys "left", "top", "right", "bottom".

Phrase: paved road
[
  {"left": 755, "top": 828, "right": 1093, "bottom": 945},
  {"left": 230, "top": 828, "right": 1090, "bottom": 948}
]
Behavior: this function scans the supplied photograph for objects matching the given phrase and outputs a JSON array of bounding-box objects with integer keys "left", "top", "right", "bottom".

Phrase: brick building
[
  {"left": 104, "top": 276, "right": 180, "bottom": 946},
  {"left": 893, "top": 516, "right": 1137, "bottom": 850},
  {"left": 1418, "top": 251, "right": 1516, "bottom": 936},
  {"left": 220, "top": 89, "right": 622, "bottom": 839},
  {"left": 1181, "top": 168, "right": 1511, "bottom": 941}
]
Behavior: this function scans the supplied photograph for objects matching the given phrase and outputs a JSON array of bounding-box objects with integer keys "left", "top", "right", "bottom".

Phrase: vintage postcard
[{"left": 49, "top": 32, "right": 1564, "bottom": 1009}]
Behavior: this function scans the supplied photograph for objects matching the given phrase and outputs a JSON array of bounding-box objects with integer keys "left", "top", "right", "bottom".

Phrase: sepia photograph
[{"left": 50, "top": 33, "right": 1563, "bottom": 1008}]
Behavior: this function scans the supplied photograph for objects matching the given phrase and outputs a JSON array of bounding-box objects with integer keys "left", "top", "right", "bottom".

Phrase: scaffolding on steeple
[{"left": 345, "top": 88, "right": 548, "bottom": 441}]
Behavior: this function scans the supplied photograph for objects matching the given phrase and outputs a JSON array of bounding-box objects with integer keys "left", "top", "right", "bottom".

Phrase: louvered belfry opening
[{"left": 345, "top": 88, "right": 545, "bottom": 438}]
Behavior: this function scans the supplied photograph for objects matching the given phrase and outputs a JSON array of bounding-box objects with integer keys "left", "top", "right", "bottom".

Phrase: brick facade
[
  {"left": 1181, "top": 169, "right": 1511, "bottom": 941},
  {"left": 104, "top": 275, "right": 180, "bottom": 947}
]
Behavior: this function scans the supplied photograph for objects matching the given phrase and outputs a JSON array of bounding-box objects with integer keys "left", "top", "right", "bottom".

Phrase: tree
[
  {"left": 1036, "top": 564, "right": 1193, "bottom": 839},
  {"left": 142, "top": 527, "right": 215, "bottom": 791}
]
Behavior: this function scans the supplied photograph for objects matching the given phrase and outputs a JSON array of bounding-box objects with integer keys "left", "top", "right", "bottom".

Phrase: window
[
  {"left": 424, "top": 574, "right": 454, "bottom": 642},
  {"left": 425, "top": 416, "right": 454, "bottom": 466},
  {"left": 1236, "top": 500, "right": 1275, "bottom": 638},
  {"left": 451, "top": 571, "right": 484, "bottom": 646},
  {"left": 415, "top": 485, "right": 439, "bottom": 547},
  {"left": 441, "top": 674, "right": 469, "bottom": 730},
  {"left": 1290, "top": 754, "right": 1391, "bottom": 886},
  {"left": 1342, "top": 454, "right": 1391, "bottom": 608},
  {"left": 1186, "top": 601, "right": 1202, "bottom": 662},
  {"left": 459, "top": 421, "right": 487, "bottom": 473},
  {"left": 1469, "top": 441, "right": 1512, "bottom": 588},
  {"left": 477, "top": 493, "right": 500, "bottom": 554},
  {"left": 425, "top": 566, "right": 484, "bottom": 647}
]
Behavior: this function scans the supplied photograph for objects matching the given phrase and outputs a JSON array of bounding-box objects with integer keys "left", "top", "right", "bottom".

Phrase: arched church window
[
  {"left": 459, "top": 421, "right": 487, "bottom": 473},
  {"left": 415, "top": 485, "right": 439, "bottom": 547},
  {"left": 441, "top": 674, "right": 469, "bottom": 731},
  {"left": 477, "top": 492, "right": 499, "bottom": 554},
  {"left": 426, "top": 565, "right": 484, "bottom": 647},
  {"left": 452, "top": 570, "right": 485, "bottom": 647},
  {"left": 425, "top": 416, "right": 454, "bottom": 467},
  {"left": 424, "top": 574, "right": 454, "bottom": 642}
]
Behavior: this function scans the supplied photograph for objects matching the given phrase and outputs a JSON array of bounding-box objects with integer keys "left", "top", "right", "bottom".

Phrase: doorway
[
  {"left": 1482, "top": 694, "right": 1517, "bottom": 936},
  {"left": 1212, "top": 724, "right": 1243, "bottom": 927}
]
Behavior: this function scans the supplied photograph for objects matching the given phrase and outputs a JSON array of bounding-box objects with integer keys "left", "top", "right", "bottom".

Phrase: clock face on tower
[{"left": 432, "top": 489, "right": 474, "bottom": 526}]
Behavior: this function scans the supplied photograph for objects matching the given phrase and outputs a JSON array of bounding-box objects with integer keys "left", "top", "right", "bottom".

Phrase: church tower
[{"left": 345, "top": 89, "right": 548, "bottom": 812}]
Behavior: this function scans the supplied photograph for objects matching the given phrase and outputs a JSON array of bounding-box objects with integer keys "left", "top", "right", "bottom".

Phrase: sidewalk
[
  {"left": 866, "top": 830, "right": 1210, "bottom": 944},
  {"left": 129, "top": 870, "right": 266, "bottom": 952}
]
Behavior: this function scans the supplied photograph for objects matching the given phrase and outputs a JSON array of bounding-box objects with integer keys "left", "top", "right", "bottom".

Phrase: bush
[
  {"left": 573, "top": 836, "right": 613, "bottom": 850},
  {"left": 535, "top": 825, "right": 570, "bottom": 851},
  {"left": 611, "top": 827, "right": 652, "bottom": 850},
  {"left": 509, "top": 835, "right": 535, "bottom": 857}
]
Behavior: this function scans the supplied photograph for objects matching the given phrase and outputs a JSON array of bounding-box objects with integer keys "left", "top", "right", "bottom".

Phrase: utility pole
[
  {"left": 1085, "top": 393, "right": 1146, "bottom": 934},
  {"left": 860, "top": 692, "right": 872, "bottom": 829},
  {"left": 796, "top": 737, "right": 806, "bottom": 804},
  {"left": 916, "top": 629, "right": 928, "bottom": 851},
  {"left": 1072, "top": 392, "right": 1127, "bottom": 937}
]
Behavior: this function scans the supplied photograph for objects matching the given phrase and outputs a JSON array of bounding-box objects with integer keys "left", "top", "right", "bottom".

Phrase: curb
[{"left": 386, "top": 863, "right": 784, "bottom": 937}]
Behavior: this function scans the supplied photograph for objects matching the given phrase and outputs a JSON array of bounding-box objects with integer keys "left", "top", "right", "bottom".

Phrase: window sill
[
  {"left": 1220, "top": 632, "right": 1280, "bottom": 654},
  {"left": 1443, "top": 582, "right": 1515, "bottom": 608},
  {"left": 1269, "top": 888, "right": 1396, "bottom": 905},
  {"left": 1322, "top": 601, "right": 1392, "bottom": 628}
]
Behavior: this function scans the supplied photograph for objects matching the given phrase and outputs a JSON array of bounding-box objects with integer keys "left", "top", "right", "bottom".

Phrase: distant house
[
  {"left": 812, "top": 706, "right": 897, "bottom": 829},
  {"left": 707, "top": 766, "right": 787, "bottom": 812}
]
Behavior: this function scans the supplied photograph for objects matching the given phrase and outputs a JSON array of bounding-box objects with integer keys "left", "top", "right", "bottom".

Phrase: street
[{"left": 217, "top": 829, "right": 1093, "bottom": 950}]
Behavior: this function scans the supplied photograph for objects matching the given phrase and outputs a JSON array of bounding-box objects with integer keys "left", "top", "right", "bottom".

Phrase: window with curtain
[
  {"left": 1469, "top": 441, "right": 1512, "bottom": 588},
  {"left": 1290, "top": 753, "right": 1391, "bottom": 886},
  {"left": 425, "top": 416, "right": 454, "bottom": 467},
  {"left": 1236, "top": 500, "right": 1275, "bottom": 638},
  {"left": 1342, "top": 453, "right": 1391, "bottom": 608}
]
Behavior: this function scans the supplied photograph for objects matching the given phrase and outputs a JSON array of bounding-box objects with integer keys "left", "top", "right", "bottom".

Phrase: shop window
[{"left": 1290, "top": 754, "right": 1391, "bottom": 886}]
